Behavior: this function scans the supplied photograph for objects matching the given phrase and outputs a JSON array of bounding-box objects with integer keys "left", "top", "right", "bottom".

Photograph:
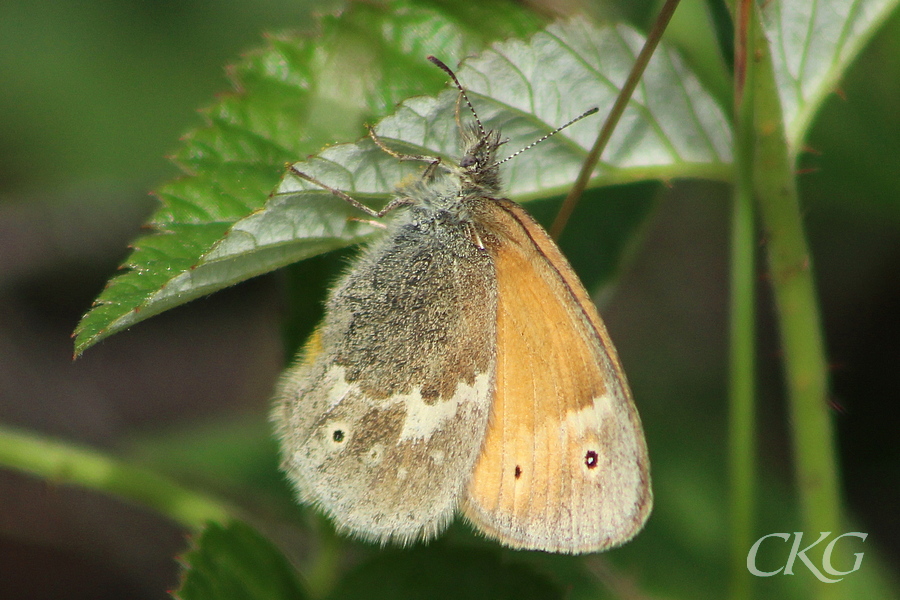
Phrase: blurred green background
[{"left": 1, "top": 0, "right": 898, "bottom": 598}]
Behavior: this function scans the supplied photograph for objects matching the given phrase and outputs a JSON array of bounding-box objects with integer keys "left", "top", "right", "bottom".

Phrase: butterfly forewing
[{"left": 462, "top": 198, "right": 652, "bottom": 553}]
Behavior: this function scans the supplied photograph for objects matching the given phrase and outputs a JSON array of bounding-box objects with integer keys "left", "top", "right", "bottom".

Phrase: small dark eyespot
[
  {"left": 332, "top": 429, "right": 345, "bottom": 443},
  {"left": 584, "top": 450, "right": 599, "bottom": 469},
  {"left": 514, "top": 465, "right": 522, "bottom": 479}
]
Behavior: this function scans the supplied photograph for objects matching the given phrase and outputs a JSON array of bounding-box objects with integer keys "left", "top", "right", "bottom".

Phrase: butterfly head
[{"left": 457, "top": 122, "right": 505, "bottom": 197}]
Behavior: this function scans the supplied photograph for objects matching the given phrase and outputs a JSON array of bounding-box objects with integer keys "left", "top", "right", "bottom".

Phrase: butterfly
[{"left": 272, "top": 56, "right": 651, "bottom": 553}]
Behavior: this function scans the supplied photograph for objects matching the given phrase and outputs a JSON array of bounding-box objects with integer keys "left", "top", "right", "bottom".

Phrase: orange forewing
[{"left": 463, "top": 198, "right": 651, "bottom": 554}]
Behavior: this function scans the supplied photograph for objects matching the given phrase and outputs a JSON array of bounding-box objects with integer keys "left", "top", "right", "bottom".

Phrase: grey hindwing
[{"left": 276, "top": 205, "right": 498, "bottom": 544}]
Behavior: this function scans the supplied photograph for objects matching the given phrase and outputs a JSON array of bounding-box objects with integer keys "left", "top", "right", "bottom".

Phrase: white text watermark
[{"left": 747, "top": 532, "right": 867, "bottom": 583}]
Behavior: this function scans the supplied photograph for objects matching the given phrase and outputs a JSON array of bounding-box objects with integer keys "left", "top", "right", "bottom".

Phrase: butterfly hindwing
[{"left": 274, "top": 208, "right": 498, "bottom": 545}]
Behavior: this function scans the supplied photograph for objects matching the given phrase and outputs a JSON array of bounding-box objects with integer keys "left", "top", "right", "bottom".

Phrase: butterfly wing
[
  {"left": 274, "top": 219, "right": 498, "bottom": 545},
  {"left": 463, "top": 198, "right": 652, "bottom": 553}
]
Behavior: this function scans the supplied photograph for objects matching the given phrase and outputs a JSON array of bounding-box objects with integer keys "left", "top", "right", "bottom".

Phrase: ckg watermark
[{"left": 747, "top": 532, "right": 868, "bottom": 583}]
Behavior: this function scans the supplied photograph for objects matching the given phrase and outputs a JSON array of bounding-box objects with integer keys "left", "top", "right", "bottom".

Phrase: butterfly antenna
[
  {"left": 427, "top": 56, "right": 487, "bottom": 139},
  {"left": 491, "top": 107, "right": 599, "bottom": 168}
]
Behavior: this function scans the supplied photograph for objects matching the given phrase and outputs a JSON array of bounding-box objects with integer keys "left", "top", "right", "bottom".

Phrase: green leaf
[
  {"left": 73, "top": 0, "right": 541, "bottom": 355},
  {"left": 762, "top": 0, "right": 900, "bottom": 154},
  {"left": 325, "top": 545, "right": 563, "bottom": 600},
  {"left": 174, "top": 520, "right": 308, "bottom": 600},
  {"left": 74, "top": 14, "right": 731, "bottom": 354}
]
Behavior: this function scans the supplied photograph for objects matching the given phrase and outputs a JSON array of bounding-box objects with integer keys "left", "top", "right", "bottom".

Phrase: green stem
[
  {"left": 728, "top": 165, "right": 756, "bottom": 600},
  {"left": 749, "top": 5, "right": 842, "bottom": 599},
  {"left": 728, "top": 1, "right": 758, "bottom": 596},
  {"left": 549, "top": 0, "right": 681, "bottom": 239},
  {"left": 0, "top": 424, "right": 234, "bottom": 530},
  {"left": 728, "top": 6, "right": 758, "bottom": 600}
]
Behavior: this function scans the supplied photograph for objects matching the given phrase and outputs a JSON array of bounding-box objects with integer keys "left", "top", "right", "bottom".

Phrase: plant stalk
[
  {"left": 748, "top": 4, "right": 842, "bottom": 599},
  {"left": 0, "top": 424, "right": 233, "bottom": 530},
  {"left": 550, "top": 0, "right": 681, "bottom": 239},
  {"left": 728, "top": 3, "right": 758, "bottom": 598}
]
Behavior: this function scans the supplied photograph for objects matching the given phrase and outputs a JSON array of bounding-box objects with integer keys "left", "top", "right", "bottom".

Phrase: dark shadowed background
[{"left": 1, "top": 0, "right": 898, "bottom": 598}]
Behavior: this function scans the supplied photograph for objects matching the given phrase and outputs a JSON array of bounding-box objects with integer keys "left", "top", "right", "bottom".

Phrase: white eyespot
[{"left": 365, "top": 443, "right": 385, "bottom": 465}]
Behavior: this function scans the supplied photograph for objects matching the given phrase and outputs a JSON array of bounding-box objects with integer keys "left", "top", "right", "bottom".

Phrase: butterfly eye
[
  {"left": 584, "top": 450, "right": 599, "bottom": 469},
  {"left": 460, "top": 155, "right": 477, "bottom": 168}
]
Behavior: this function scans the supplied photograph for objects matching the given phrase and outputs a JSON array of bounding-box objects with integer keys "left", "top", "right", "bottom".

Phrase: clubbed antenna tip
[{"left": 427, "top": 56, "right": 486, "bottom": 138}]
